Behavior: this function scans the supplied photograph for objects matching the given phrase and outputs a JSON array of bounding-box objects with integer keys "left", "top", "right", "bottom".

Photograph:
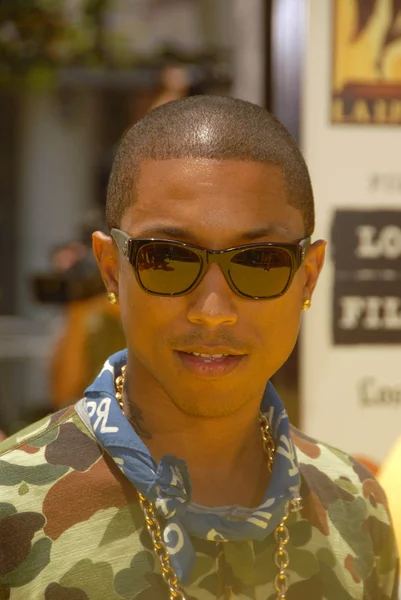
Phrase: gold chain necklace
[{"left": 115, "top": 365, "right": 298, "bottom": 600}]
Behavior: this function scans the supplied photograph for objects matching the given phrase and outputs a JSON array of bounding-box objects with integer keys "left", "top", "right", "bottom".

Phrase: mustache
[{"left": 167, "top": 330, "right": 249, "bottom": 352}]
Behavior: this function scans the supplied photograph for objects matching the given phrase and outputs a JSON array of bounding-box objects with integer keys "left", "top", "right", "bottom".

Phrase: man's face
[{"left": 94, "top": 158, "right": 325, "bottom": 417}]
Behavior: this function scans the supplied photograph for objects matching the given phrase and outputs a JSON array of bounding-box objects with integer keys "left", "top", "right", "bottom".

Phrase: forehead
[{"left": 120, "top": 158, "right": 304, "bottom": 243}]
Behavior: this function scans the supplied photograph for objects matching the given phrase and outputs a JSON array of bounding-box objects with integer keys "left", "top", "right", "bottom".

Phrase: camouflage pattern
[
  {"left": 0, "top": 406, "right": 398, "bottom": 599},
  {"left": 83, "top": 353, "right": 303, "bottom": 584}
]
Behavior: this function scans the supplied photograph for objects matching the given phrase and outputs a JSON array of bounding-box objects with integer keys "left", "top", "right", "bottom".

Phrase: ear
[
  {"left": 303, "top": 239, "right": 326, "bottom": 303},
  {"left": 92, "top": 231, "right": 119, "bottom": 295}
]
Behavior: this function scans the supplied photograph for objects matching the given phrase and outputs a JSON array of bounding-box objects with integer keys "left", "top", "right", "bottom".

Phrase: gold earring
[
  {"left": 107, "top": 292, "right": 118, "bottom": 305},
  {"left": 302, "top": 299, "right": 311, "bottom": 311}
]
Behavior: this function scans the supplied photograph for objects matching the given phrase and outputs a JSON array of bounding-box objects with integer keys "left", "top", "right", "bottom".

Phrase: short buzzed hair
[{"left": 106, "top": 95, "right": 314, "bottom": 235}]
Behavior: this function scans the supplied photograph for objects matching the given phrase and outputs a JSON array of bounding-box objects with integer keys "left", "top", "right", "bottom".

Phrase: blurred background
[{"left": 1, "top": 0, "right": 401, "bottom": 482}]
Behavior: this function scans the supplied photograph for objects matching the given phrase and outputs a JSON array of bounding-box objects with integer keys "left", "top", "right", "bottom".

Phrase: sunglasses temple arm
[
  {"left": 110, "top": 228, "right": 131, "bottom": 258},
  {"left": 301, "top": 237, "right": 312, "bottom": 260}
]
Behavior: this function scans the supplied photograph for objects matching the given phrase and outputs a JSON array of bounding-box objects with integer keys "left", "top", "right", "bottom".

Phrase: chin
[{"left": 169, "top": 390, "right": 249, "bottom": 419}]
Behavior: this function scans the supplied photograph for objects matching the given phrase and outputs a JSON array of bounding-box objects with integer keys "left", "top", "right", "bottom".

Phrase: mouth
[{"left": 174, "top": 347, "right": 247, "bottom": 378}]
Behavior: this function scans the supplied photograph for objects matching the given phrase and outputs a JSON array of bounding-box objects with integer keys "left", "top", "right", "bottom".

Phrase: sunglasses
[{"left": 111, "top": 228, "right": 311, "bottom": 300}]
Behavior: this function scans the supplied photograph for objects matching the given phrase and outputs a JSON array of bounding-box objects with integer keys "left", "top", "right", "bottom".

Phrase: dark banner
[{"left": 331, "top": 209, "right": 401, "bottom": 344}]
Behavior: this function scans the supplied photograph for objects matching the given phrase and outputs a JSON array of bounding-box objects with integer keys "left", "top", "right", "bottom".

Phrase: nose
[{"left": 186, "top": 263, "right": 238, "bottom": 327}]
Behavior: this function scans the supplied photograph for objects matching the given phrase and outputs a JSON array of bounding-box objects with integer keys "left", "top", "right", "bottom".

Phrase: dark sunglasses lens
[
  {"left": 230, "top": 247, "right": 293, "bottom": 298},
  {"left": 136, "top": 243, "right": 202, "bottom": 295}
]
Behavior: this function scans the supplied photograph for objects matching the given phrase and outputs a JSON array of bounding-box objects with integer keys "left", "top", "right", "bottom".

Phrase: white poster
[{"left": 301, "top": 0, "right": 401, "bottom": 472}]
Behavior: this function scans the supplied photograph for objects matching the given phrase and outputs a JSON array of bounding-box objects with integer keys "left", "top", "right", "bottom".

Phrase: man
[{"left": 0, "top": 96, "right": 398, "bottom": 599}]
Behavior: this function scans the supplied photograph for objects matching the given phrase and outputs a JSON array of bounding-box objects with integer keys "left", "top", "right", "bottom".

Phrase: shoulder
[
  {"left": 0, "top": 406, "right": 78, "bottom": 455},
  {"left": 290, "top": 424, "right": 388, "bottom": 505},
  {"left": 0, "top": 404, "right": 139, "bottom": 595},
  {"left": 0, "top": 404, "right": 99, "bottom": 455},
  {"left": 0, "top": 404, "right": 103, "bottom": 486},
  {"left": 291, "top": 425, "right": 399, "bottom": 592}
]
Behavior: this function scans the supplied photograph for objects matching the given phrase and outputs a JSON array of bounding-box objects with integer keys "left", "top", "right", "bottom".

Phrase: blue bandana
[{"left": 80, "top": 350, "right": 301, "bottom": 584}]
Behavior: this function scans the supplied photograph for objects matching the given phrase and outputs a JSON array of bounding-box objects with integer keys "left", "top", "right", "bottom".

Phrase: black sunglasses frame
[{"left": 110, "top": 228, "right": 311, "bottom": 300}]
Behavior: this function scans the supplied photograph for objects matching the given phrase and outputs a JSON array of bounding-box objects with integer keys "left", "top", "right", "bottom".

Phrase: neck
[{"left": 122, "top": 354, "right": 271, "bottom": 508}]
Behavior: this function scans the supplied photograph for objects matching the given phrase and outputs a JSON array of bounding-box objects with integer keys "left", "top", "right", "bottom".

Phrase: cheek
[
  {"left": 118, "top": 269, "right": 183, "bottom": 347},
  {"left": 275, "top": 276, "right": 304, "bottom": 332},
  {"left": 254, "top": 300, "right": 301, "bottom": 338},
  {"left": 254, "top": 302, "right": 302, "bottom": 378},
  {"left": 250, "top": 283, "right": 303, "bottom": 354},
  {"left": 118, "top": 266, "right": 151, "bottom": 342}
]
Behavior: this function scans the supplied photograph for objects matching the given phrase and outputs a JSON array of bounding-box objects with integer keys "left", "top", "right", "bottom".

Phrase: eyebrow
[
  {"left": 135, "top": 224, "right": 292, "bottom": 241},
  {"left": 137, "top": 225, "right": 192, "bottom": 238},
  {"left": 239, "top": 226, "right": 291, "bottom": 241}
]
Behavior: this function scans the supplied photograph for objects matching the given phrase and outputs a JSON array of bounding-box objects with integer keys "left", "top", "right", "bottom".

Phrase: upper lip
[{"left": 175, "top": 346, "right": 246, "bottom": 356}]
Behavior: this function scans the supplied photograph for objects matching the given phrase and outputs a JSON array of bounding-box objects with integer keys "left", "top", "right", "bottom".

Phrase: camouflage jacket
[{"left": 0, "top": 406, "right": 398, "bottom": 599}]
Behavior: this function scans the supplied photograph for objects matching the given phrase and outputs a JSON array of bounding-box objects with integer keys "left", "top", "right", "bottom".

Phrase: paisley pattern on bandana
[{"left": 83, "top": 350, "right": 302, "bottom": 584}]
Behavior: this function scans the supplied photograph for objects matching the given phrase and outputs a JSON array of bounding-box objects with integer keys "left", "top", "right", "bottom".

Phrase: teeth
[{"left": 191, "top": 352, "right": 227, "bottom": 358}]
